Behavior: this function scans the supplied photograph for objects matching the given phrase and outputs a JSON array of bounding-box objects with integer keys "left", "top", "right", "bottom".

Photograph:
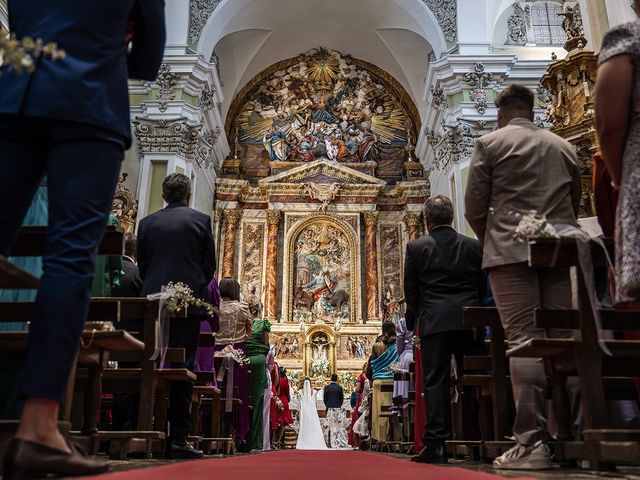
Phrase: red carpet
[{"left": 94, "top": 450, "right": 532, "bottom": 480}]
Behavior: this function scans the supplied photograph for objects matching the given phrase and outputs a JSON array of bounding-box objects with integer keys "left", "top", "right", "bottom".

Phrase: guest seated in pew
[
  {"left": 465, "top": 85, "right": 581, "bottom": 470},
  {"left": 368, "top": 321, "right": 398, "bottom": 445},
  {"left": 214, "top": 278, "right": 253, "bottom": 446},
  {"left": 138, "top": 173, "right": 216, "bottom": 459},
  {"left": 392, "top": 309, "right": 414, "bottom": 409},
  {"left": 404, "top": 195, "right": 486, "bottom": 464},
  {"left": 0, "top": 1, "right": 165, "bottom": 477}
]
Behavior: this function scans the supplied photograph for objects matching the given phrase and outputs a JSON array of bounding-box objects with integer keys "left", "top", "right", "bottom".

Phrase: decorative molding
[
  {"left": 155, "top": 64, "right": 180, "bottom": 113},
  {"left": 188, "top": 0, "right": 222, "bottom": 46},
  {"left": 464, "top": 63, "right": 494, "bottom": 115},
  {"left": 305, "top": 183, "right": 340, "bottom": 212},
  {"left": 422, "top": 0, "right": 457, "bottom": 44},
  {"left": 133, "top": 117, "right": 201, "bottom": 157},
  {"left": 505, "top": 4, "right": 528, "bottom": 46},
  {"left": 430, "top": 120, "right": 482, "bottom": 171},
  {"left": 199, "top": 84, "right": 217, "bottom": 112},
  {"left": 430, "top": 86, "right": 447, "bottom": 110}
]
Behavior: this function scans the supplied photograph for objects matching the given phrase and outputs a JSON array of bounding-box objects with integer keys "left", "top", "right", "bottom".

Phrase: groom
[{"left": 324, "top": 374, "right": 345, "bottom": 448}]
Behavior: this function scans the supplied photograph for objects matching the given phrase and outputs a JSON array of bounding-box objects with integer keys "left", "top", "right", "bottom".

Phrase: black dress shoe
[
  {"left": 411, "top": 445, "right": 448, "bottom": 464},
  {"left": 3, "top": 438, "right": 109, "bottom": 479},
  {"left": 165, "top": 441, "right": 204, "bottom": 459}
]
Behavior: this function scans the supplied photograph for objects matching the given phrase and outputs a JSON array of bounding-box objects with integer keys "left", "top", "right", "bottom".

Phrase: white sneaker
[{"left": 492, "top": 442, "right": 552, "bottom": 470}]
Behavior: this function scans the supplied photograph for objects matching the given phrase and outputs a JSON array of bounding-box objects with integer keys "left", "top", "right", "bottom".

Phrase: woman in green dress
[{"left": 244, "top": 318, "right": 271, "bottom": 451}]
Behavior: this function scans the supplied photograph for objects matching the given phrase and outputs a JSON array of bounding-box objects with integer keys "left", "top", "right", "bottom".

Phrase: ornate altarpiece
[{"left": 215, "top": 49, "right": 429, "bottom": 384}]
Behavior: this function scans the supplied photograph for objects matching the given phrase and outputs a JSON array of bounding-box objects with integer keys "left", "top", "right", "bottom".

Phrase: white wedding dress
[{"left": 296, "top": 379, "right": 328, "bottom": 450}]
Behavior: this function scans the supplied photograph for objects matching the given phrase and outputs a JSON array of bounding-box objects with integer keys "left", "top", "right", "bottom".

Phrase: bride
[{"left": 296, "top": 378, "right": 328, "bottom": 450}]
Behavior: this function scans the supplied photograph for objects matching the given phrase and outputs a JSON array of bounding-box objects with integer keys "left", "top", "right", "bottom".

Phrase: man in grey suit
[{"left": 465, "top": 85, "right": 581, "bottom": 470}]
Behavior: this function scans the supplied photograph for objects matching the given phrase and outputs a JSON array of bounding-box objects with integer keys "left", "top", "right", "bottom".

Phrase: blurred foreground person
[{"left": 0, "top": 1, "right": 165, "bottom": 477}]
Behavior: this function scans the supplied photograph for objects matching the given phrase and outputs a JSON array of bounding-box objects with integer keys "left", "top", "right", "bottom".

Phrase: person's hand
[{"left": 125, "top": 20, "right": 135, "bottom": 45}]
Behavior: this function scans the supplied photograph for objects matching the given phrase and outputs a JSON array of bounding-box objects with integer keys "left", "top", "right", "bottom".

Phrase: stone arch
[{"left": 283, "top": 213, "right": 360, "bottom": 325}]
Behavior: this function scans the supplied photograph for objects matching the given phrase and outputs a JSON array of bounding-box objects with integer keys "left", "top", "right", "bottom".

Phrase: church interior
[{"left": 1, "top": 0, "right": 639, "bottom": 478}]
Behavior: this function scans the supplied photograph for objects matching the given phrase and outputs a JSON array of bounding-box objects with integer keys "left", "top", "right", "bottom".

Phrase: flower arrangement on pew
[
  {"left": 164, "top": 281, "right": 218, "bottom": 317},
  {"left": 214, "top": 344, "right": 249, "bottom": 366}
]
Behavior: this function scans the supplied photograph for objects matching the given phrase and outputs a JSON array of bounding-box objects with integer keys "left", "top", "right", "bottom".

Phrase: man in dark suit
[
  {"left": 324, "top": 374, "right": 344, "bottom": 410},
  {"left": 404, "top": 196, "right": 485, "bottom": 464},
  {"left": 112, "top": 233, "right": 143, "bottom": 298},
  {"left": 137, "top": 173, "right": 215, "bottom": 459},
  {"left": 0, "top": 1, "right": 165, "bottom": 477}
]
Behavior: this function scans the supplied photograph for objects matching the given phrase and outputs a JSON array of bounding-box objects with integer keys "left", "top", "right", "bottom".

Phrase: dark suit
[
  {"left": 324, "top": 382, "right": 344, "bottom": 409},
  {"left": 403, "top": 225, "right": 485, "bottom": 448},
  {"left": 137, "top": 201, "right": 216, "bottom": 443},
  {"left": 112, "top": 257, "right": 143, "bottom": 298},
  {"left": 0, "top": 0, "right": 165, "bottom": 404}
]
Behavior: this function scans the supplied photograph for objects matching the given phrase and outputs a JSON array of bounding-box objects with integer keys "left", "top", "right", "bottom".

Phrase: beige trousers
[{"left": 489, "top": 262, "right": 580, "bottom": 445}]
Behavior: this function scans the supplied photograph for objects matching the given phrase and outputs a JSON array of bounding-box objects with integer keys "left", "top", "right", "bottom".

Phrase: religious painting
[
  {"left": 291, "top": 220, "right": 352, "bottom": 324},
  {"left": 380, "top": 225, "right": 403, "bottom": 324},
  {"left": 336, "top": 334, "right": 374, "bottom": 360},
  {"left": 239, "top": 222, "right": 265, "bottom": 304},
  {"left": 229, "top": 48, "right": 417, "bottom": 178},
  {"left": 272, "top": 332, "right": 302, "bottom": 359}
]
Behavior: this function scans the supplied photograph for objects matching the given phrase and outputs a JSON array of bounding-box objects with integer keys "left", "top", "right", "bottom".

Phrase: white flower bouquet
[{"left": 164, "top": 281, "right": 217, "bottom": 317}]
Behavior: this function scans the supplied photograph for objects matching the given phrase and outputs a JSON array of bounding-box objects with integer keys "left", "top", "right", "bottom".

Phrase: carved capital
[
  {"left": 363, "top": 211, "right": 379, "bottom": 227},
  {"left": 266, "top": 210, "right": 282, "bottom": 226},
  {"left": 223, "top": 208, "right": 242, "bottom": 226},
  {"left": 404, "top": 212, "right": 422, "bottom": 228}
]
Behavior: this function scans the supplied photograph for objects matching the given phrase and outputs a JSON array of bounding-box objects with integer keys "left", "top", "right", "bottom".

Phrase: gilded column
[
  {"left": 404, "top": 212, "right": 422, "bottom": 242},
  {"left": 264, "top": 210, "right": 281, "bottom": 321},
  {"left": 364, "top": 211, "right": 380, "bottom": 322},
  {"left": 221, "top": 209, "right": 242, "bottom": 278}
]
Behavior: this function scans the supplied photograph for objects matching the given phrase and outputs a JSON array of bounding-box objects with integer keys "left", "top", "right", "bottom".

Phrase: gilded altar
[{"left": 215, "top": 48, "right": 429, "bottom": 382}]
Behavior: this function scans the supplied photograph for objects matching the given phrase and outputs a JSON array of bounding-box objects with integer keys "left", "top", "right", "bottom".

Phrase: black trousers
[
  {"left": 167, "top": 316, "right": 202, "bottom": 443},
  {"left": 0, "top": 116, "right": 122, "bottom": 404},
  {"left": 112, "top": 316, "right": 201, "bottom": 443},
  {"left": 421, "top": 329, "right": 485, "bottom": 447}
]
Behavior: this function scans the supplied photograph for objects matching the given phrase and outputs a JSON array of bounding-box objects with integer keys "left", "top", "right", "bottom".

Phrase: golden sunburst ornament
[{"left": 307, "top": 49, "right": 339, "bottom": 90}]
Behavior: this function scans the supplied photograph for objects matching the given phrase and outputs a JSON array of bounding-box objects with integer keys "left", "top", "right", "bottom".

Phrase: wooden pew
[{"left": 507, "top": 238, "right": 640, "bottom": 470}]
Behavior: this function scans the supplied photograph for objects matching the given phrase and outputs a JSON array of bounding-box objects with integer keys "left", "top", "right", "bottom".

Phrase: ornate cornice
[{"left": 133, "top": 117, "right": 201, "bottom": 157}]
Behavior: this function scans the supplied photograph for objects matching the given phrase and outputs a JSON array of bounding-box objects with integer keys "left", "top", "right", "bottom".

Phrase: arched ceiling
[{"left": 198, "top": 0, "right": 445, "bottom": 123}]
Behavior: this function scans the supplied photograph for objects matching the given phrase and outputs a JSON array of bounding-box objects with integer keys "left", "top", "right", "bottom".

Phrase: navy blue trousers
[{"left": 0, "top": 116, "right": 123, "bottom": 404}]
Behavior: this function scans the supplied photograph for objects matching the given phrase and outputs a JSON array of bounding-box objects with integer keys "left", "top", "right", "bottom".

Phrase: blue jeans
[{"left": 0, "top": 116, "right": 123, "bottom": 404}]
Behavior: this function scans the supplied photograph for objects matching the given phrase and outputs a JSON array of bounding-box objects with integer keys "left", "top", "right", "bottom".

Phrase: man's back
[
  {"left": 137, "top": 203, "right": 215, "bottom": 302},
  {"left": 466, "top": 118, "right": 580, "bottom": 268},
  {"left": 0, "top": 0, "right": 165, "bottom": 146},
  {"left": 404, "top": 227, "right": 483, "bottom": 337},
  {"left": 324, "top": 382, "right": 344, "bottom": 409}
]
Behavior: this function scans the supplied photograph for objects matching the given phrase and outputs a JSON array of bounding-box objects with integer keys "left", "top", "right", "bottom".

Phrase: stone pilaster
[
  {"left": 221, "top": 209, "right": 242, "bottom": 278},
  {"left": 364, "top": 211, "right": 380, "bottom": 322},
  {"left": 264, "top": 210, "right": 281, "bottom": 321}
]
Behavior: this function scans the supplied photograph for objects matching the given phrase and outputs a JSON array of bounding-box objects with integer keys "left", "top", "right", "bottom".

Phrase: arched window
[{"left": 530, "top": 2, "right": 566, "bottom": 45}]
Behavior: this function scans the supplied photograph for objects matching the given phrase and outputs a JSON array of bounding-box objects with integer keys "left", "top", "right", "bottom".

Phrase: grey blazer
[{"left": 464, "top": 118, "right": 581, "bottom": 269}]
